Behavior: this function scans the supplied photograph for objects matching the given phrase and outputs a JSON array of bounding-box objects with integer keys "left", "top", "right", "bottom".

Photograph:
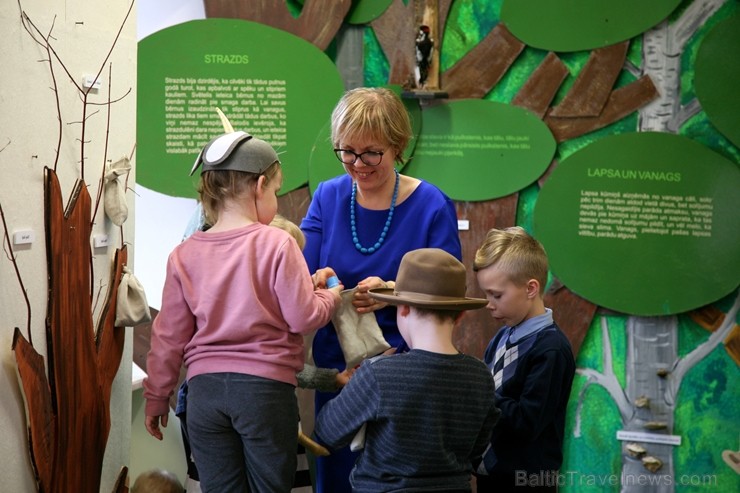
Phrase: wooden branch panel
[
  {"left": 549, "top": 41, "right": 630, "bottom": 118},
  {"left": 545, "top": 76, "right": 659, "bottom": 142},
  {"left": 512, "top": 52, "right": 569, "bottom": 118},
  {"left": 441, "top": 24, "right": 525, "bottom": 100},
  {"left": 12, "top": 168, "right": 127, "bottom": 493},
  {"left": 12, "top": 329, "right": 54, "bottom": 493},
  {"left": 204, "top": 0, "right": 352, "bottom": 51},
  {"left": 371, "top": 0, "right": 416, "bottom": 85},
  {"left": 544, "top": 280, "right": 598, "bottom": 356},
  {"left": 453, "top": 194, "right": 518, "bottom": 358}
]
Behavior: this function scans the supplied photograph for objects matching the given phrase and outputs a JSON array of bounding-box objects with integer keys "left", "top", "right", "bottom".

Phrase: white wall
[
  {"left": 134, "top": 0, "right": 205, "bottom": 311},
  {"left": 128, "top": 0, "right": 205, "bottom": 487},
  {"left": 0, "top": 1, "right": 137, "bottom": 491}
]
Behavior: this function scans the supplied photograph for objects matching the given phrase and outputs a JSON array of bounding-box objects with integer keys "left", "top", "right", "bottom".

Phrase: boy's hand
[
  {"left": 145, "top": 414, "right": 168, "bottom": 441},
  {"left": 336, "top": 367, "right": 356, "bottom": 388}
]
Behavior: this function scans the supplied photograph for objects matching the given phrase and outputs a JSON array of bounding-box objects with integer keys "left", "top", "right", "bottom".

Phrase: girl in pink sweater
[{"left": 143, "top": 132, "right": 343, "bottom": 493}]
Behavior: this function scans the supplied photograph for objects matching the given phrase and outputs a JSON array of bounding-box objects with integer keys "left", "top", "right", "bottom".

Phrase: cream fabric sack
[
  {"left": 116, "top": 265, "right": 152, "bottom": 327},
  {"left": 104, "top": 156, "right": 131, "bottom": 226},
  {"left": 332, "top": 288, "right": 390, "bottom": 368}
]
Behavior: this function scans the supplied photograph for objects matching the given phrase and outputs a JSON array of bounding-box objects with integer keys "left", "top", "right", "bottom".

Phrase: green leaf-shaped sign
[
  {"left": 534, "top": 132, "right": 740, "bottom": 316},
  {"left": 501, "top": 0, "right": 682, "bottom": 52},
  {"left": 403, "top": 99, "right": 555, "bottom": 201},
  {"left": 137, "top": 19, "right": 344, "bottom": 198},
  {"left": 695, "top": 12, "right": 740, "bottom": 149}
]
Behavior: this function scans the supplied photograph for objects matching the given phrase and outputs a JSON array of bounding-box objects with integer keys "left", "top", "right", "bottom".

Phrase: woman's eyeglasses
[{"left": 334, "top": 149, "right": 384, "bottom": 166}]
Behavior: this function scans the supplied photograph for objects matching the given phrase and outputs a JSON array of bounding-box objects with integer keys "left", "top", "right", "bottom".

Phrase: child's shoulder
[{"left": 536, "top": 324, "right": 574, "bottom": 356}]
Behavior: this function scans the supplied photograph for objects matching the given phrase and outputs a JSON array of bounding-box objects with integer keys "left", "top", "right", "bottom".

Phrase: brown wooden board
[
  {"left": 441, "top": 23, "right": 525, "bottom": 100},
  {"left": 549, "top": 41, "right": 630, "bottom": 118},
  {"left": 545, "top": 75, "right": 658, "bottom": 142},
  {"left": 204, "top": 0, "right": 352, "bottom": 51},
  {"left": 512, "top": 52, "right": 569, "bottom": 119}
]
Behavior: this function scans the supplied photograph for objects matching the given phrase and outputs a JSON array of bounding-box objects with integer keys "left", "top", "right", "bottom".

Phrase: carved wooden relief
[{"left": 12, "top": 168, "right": 127, "bottom": 493}]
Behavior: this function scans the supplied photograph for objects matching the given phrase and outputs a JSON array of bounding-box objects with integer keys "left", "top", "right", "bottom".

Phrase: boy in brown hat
[{"left": 314, "top": 248, "right": 500, "bottom": 493}]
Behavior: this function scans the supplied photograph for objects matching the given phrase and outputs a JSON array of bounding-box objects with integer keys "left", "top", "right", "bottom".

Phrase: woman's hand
[{"left": 353, "top": 276, "right": 393, "bottom": 313}]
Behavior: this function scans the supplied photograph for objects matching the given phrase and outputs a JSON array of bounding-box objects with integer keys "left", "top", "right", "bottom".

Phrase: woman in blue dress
[{"left": 301, "top": 86, "right": 462, "bottom": 493}]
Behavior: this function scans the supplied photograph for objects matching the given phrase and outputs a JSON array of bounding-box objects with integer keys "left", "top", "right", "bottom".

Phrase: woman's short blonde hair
[{"left": 331, "top": 87, "right": 413, "bottom": 165}]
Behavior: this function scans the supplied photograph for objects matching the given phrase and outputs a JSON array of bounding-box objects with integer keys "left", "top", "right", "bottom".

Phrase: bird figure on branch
[{"left": 415, "top": 25, "right": 434, "bottom": 88}]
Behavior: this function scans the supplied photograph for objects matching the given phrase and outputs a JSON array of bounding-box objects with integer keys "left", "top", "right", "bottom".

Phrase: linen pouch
[
  {"left": 331, "top": 288, "right": 390, "bottom": 368},
  {"left": 104, "top": 156, "right": 131, "bottom": 226},
  {"left": 115, "top": 265, "right": 152, "bottom": 327}
]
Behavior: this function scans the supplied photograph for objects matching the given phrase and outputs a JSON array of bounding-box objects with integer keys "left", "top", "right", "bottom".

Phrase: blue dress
[{"left": 301, "top": 174, "right": 462, "bottom": 493}]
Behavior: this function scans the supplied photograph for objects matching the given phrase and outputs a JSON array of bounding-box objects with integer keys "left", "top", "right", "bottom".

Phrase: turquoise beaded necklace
[{"left": 350, "top": 169, "right": 399, "bottom": 254}]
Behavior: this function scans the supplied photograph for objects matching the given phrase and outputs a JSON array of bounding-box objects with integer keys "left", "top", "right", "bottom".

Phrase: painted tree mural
[{"left": 575, "top": 295, "right": 739, "bottom": 492}]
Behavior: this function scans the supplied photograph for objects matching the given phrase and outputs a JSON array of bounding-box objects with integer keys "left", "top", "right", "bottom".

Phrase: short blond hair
[
  {"left": 473, "top": 227, "right": 548, "bottom": 294},
  {"left": 131, "top": 469, "right": 183, "bottom": 493},
  {"left": 270, "top": 213, "right": 306, "bottom": 250},
  {"left": 331, "top": 87, "right": 413, "bottom": 165}
]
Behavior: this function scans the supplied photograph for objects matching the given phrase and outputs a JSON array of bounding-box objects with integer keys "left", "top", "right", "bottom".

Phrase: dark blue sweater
[
  {"left": 315, "top": 350, "right": 500, "bottom": 492},
  {"left": 479, "top": 323, "right": 575, "bottom": 476}
]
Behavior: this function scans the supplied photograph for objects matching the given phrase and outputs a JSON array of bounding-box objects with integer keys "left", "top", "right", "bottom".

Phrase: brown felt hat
[{"left": 369, "top": 248, "right": 487, "bottom": 311}]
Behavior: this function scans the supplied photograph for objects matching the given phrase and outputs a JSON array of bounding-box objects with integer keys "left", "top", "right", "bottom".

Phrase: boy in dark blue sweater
[
  {"left": 473, "top": 227, "right": 575, "bottom": 492},
  {"left": 314, "top": 248, "right": 500, "bottom": 492}
]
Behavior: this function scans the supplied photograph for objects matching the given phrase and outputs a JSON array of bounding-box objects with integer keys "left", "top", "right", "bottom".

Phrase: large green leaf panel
[
  {"left": 695, "top": 11, "right": 740, "bottom": 149},
  {"left": 404, "top": 99, "right": 555, "bottom": 201},
  {"left": 137, "top": 18, "right": 344, "bottom": 198},
  {"left": 501, "top": 0, "right": 682, "bottom": 52},
  {"left": 534, "top": 132, "right": 740, "bottom": 316}
]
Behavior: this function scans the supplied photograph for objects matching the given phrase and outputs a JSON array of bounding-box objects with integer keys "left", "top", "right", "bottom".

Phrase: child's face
[
  {"left": 257, "top": 168, "right": 283, "bottom": 225},
  {"left": 475, "top": 264, "right": 536, "bottom": 328}
]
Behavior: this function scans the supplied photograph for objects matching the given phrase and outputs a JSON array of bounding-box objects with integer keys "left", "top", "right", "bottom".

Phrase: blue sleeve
[
  {"left": 314, "top": 364, "right": 380, "bottom": 450},
  {"left": 426, "top": 194, "right": 462, "bottom": 261}
]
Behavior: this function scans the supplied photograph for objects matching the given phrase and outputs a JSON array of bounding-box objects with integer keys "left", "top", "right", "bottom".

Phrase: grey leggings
[{"left": 187, "top": 373, "right": 298, "bottom": 493}]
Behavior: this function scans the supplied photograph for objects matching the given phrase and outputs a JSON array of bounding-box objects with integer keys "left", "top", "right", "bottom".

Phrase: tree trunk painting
[
  {"left": 622, "top": 317, "right": 678, "bottom": 493},
  {"left": 575, "top": 293, "right": 739, "bottom": 492},
  {"left": 610, "top": 2, "right": 732, "bottom": 490},
  {"left": 12, "top": 168, "right": 127, "bottom": 493}
]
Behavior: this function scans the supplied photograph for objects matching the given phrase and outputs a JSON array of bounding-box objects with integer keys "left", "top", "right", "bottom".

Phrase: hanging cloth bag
[
  {"left": 116, "top": 265, "right": 152, "bottom": 327},
  {"left": 104, "top": 156, "right": 131, "bottom": 226}
]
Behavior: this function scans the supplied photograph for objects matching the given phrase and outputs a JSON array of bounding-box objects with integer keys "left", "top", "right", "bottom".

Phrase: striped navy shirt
[{"left": 315, "top": 350, "right": 500, "bottom": 492}]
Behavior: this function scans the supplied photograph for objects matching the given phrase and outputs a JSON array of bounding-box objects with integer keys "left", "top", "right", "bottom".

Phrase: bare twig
[
  {"left": 0, "top": 203, "right": 32, "bottom": 343},
  {"left": 91, "top": 64, "right": 114, "bottom": 229},
  {"left": 18, "top": 0, "right": 135, "bottom": 180}
]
